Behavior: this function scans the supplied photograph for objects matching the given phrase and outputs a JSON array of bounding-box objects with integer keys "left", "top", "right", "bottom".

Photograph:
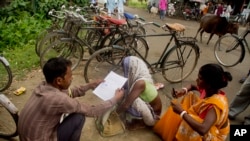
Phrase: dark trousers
[{"left": 57, "top": 113, "right": 85, "bottom": 141}]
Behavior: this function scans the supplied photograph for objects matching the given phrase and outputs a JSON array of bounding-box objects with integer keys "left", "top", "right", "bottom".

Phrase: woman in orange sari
[{"left": 153, "top": 63, "right": 232, "bottom": 141}]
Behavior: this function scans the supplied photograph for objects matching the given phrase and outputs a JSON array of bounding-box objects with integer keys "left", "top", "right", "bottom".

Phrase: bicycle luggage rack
[{"left": 178, "top": 37, "right": 197, "bottom": 44}]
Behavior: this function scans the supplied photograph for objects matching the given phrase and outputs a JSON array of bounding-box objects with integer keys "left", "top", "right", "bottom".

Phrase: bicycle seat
[
  {"left": 124, "top": 12, "right": 136, "bottom": 20},
  {"left": 107, "top": 18, "right": 127, "bottom": 25},
  {"left": 165, "top": 23, "right": 186, "bottom": 32}
]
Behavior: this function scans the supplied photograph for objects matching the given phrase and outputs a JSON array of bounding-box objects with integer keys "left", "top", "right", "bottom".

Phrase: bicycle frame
[
  {"left": 231, "top": 26, "right": 250, "bottom": 63},
  {"left": 121, "top": 30, "right": 188, "bottom": 73}
]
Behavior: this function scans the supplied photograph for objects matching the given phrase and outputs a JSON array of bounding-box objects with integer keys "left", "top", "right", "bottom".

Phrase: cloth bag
[{"left": 95, "top": 106, "right": 125, "bottom": 137}]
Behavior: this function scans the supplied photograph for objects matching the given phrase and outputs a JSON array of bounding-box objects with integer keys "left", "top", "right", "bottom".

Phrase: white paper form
[{"left": 93, "top": 71, "right": 127, "bottom": 101}]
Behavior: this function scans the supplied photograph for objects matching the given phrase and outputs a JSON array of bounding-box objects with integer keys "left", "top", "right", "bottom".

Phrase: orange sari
[{"left": 153, "top": 92, "right": 229, "bottom": 141}]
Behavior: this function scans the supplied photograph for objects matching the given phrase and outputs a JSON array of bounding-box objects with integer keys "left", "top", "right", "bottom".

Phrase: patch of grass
[
  {"left": 127, "top": 1, "right": 147, "bottom": 9},
  {"left": 2, "top": 41, "right": 40, "bottom": 81}
]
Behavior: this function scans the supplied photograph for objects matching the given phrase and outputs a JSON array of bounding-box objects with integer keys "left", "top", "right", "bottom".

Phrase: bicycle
[
  {"left": 214, "top": 23, "right": 250, "bottom": 67},
  {"left": 84, "top": 23, "right": 200, "bottom": 83},
  {"left": 0, "top": 54, "right": 18, "bottom": 138},
  {"left": 0, "top": 54, "right": 12, "bottom": 92}
]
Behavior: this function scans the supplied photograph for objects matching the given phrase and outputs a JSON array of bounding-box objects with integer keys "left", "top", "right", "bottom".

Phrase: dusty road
[{"left": 1, "top": 6, "right": 250, "bottom": 141}]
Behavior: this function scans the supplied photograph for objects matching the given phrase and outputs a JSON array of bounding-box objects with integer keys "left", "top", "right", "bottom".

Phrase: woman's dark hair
[
  {"left": 42, "top": 57, "right": 72, "bottom": 83},
  {"left": 199, "top": 63, "right": 232, "bottom": 90}
]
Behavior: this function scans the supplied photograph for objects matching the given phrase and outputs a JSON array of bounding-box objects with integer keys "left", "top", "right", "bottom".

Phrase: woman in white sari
[{"left": 116, "top": 56, "right": 162, "bottom": 130}]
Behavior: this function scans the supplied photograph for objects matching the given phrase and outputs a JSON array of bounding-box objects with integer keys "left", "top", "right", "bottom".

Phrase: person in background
[
  {"left": 107, "top": 0, "right": 117, "bottom": 16},
  {"left": 224, "top": 3, "right": 233, "bottom": 21},
  {"left": 200, "top": 3, "right": 208, "bottom": 17},
  {"left": 207, "top": 2, "right": 215, "bottom": 14},
  {"left": 117, "top": 0, "right": 126, "bottom": 19},
  {"left": 154, "top": 63, "right": 232, "bottom": 141},
  {"left": 215, "top": 3, "right": 224, "bottom": 17},
  {"left": 239, "top": 68, "right": 250, "bottom": 83},
  {"left": 90, "top": 0, "right": 98, "bottom": 6},
  {"left": 159, "top": 0, "right": 167, "bottom": 20},
  {"left": 229, "top": 75, "right": 250, "bottom": 125},
  {"left": 18, "top": 57, "right": 124, "bottom": 141},
  {"left": 116, "top": 56, "right": 162, "bottom": 130}
]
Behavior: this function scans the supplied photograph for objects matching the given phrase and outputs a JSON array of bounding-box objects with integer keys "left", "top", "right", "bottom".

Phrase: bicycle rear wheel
[
  {"left": 84, "top": 47, "right": 126, "bottom": 83},
  {"left": 161, "top": 43, "right": 199, "bottom": 83},
  {"left": 0, "top": 58, "right": 12, "bottom": 92},
  {"left": 214, "top": 34, "right": 244, "bottom": 67},
  {"left": 0, "top": 94, "right": 18, "bottom": 138},
  {"left": 40, "top": 40, "right": 83, "bottom": 71}
]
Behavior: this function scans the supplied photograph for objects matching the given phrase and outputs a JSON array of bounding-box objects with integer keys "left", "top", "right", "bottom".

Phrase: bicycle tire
[
  {"left": 0, "top": 58, "right": 12, "bottom": 92},
  {"left": 98, "top": 31, "right": 122, "bottom": 50},
  {"left": 36, "top": 31, "right": 69, "bottom": 57},
  {"left": 84, "top": 46, "right": 126, "bottom": 83},
  {"left": 133, "top": 26, "right": 146, "bottom": 35},
  {"left": 0, "top": 94, "right": 18, "bottom": 138},
  {"left": 113, "top": 35, "right": 149, "bottom": 59},
  {"left": 214, "top": 34, "right": 244, "bottom": 67},
  {"left": 161, "top": 42, "right": 199, "bottom": 83},
  {"left": 84, "top": 29, "right": 103, "bottom": 54},
  {"left": 40, "top": 39, "right": 83, "bottom": 71},
  {"left": 35, "top": 29, "right": 49, "bottom": 56}
]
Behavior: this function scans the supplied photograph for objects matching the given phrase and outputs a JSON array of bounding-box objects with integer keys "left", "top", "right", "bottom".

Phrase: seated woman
[
  {"left": 153, "top": 63, "right": 232, "bottom": 141},
  {"left": 116, "top": 56, "right": 162, "bottom": 130}
]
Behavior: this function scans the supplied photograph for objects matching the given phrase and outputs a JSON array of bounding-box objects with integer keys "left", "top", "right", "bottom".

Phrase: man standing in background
[
  {"left": 159, "top": 0, "right": 167, "bottom": 20},
  {"left": 107, "top": 0, "right": 117, "bottom": 17},
  {"left": 117, "top": 0, "right": 126, "bottom": 19}
]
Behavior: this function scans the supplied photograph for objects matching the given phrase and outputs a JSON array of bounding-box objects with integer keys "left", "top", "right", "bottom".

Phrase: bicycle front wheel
[
  {"left": 40, "top": 40, "right": 83, "bottom": 71},
  {"left": 161, "top": 43, "right": 199, "bottom": 83},
  {"left": 113, "top": 36, "right": 149, "bottom": 59},
  {"left": 0, "top": 58, "right": 12, "bottom": 92},
  {"left": 214, "top": 34, "right": 244, "bottom": 67},
  {"left": 84, "top": 47, "right": 126, "bottom": 83},
  {"left": 0, "top": 95, "right": 18, "bottom": 138}
]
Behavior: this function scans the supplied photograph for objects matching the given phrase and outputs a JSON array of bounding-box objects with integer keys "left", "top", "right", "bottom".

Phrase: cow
[{"left": 194, "top": 14, "right": 239, "bottom": 45}]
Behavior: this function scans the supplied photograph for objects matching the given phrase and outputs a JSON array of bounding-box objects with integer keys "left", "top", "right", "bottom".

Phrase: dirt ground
[{"left": 1, "top": 6, "right": 250, "bottom": 141}]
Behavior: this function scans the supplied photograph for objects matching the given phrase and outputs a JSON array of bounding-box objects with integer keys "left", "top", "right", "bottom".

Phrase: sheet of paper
[{"left": 93, "top": 71, "right": 127, "bottom": 101}]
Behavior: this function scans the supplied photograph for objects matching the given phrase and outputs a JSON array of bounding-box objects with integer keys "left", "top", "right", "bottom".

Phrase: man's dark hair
[{"left": 43, "top": 57, "right": 72, "bottom": 83}]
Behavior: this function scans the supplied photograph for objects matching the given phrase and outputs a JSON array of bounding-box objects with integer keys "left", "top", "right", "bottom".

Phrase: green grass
[
  {"left": 2, "top": 42, "right": 40, "bottom": 81},
  {"left": 127, "top": 1, "right": 147, "bottom": 9}
]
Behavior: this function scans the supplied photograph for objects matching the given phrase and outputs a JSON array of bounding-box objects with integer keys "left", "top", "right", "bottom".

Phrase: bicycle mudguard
[
  {"left": 0, "top": 56, "right": 10, "bottom": 66},
  {"left": 0, "top": 94, "right": 18, "bottom": 114}
]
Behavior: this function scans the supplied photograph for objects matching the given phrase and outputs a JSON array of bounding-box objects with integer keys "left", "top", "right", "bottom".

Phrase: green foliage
[
  {"left": 127, "top": 0, "right": 147, "bottom": 9},
  {"left": 0, "top": 0, "right": 115, "bottom": 80},
  {"left": 0, "top": 13, "right": 50, "bottom": 51}
]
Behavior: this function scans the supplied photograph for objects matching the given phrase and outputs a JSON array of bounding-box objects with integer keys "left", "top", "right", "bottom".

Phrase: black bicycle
[
  {"left": 84, "top": 23, "right": 200, "bottom": 83},
  {"left": 0, "top": 54, "right": 18, "bottom": 138},
  {"left": 214, "top": 23, "right": 250, "bottom": 67}
]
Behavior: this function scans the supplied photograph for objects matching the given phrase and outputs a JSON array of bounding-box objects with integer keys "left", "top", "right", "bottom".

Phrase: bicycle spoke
[
  {"left": 214, "top": 35, "right": 243, "bottom": 67},
  {"left": 162, "top": 43, "right": 198, "bottom": 83},
  {"left": 0, "top": 105, "right": 18, "bottom": 137},
  {"left": 84, "top": 47, "right": 126, "bottom": 83}
]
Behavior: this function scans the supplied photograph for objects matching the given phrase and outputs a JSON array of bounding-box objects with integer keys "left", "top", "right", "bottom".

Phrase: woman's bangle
[
  {"left": 182, "top": 87, "right": 188, "bottom": 94},
  {"left": 180, "top": 110, "right": 187, "bottom": 118}
]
